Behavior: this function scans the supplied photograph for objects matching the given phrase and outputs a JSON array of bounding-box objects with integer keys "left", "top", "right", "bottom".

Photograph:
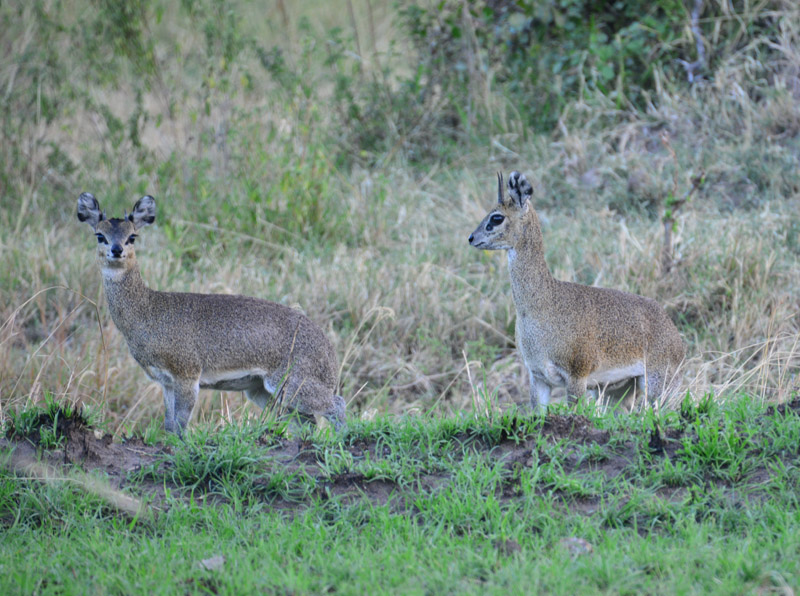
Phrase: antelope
[
  {"left": 77, "top": 193, "right": 345, "bottom": 434},
  {"left": 468, "top": 171, "right": 684, "bottom": 409}
]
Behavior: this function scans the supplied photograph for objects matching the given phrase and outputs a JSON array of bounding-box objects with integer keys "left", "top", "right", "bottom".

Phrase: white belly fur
[
  {"left": 199, "top": 368, "right": 277, "bottom": 393},
  {"left": 199, "top": 368, "right": 265, "bottom": 385},
  {"left": 144, "top": 367, "right": 277, "bottom": 394},
  {"left": 586, "top": 362, "right": 645, "bottom": 387}
]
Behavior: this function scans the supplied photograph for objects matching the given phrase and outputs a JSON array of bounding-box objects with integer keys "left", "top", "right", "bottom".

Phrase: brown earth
[{"left": 3, "top": 401, "right": 799, "bottom": 519}]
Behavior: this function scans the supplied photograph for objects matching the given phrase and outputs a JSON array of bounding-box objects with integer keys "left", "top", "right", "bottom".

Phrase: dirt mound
[
  {"left": 4, "top": 414, "right": 165, "bottom": 485},
  {"left": 1, "top": 403, "right": 788, "bottom": 518},
  {"left": 543, "top": 413, "right": 610, "bottom": 444},
  {"left": 766, "top": 397, "right": 800, "bottom": 416}
]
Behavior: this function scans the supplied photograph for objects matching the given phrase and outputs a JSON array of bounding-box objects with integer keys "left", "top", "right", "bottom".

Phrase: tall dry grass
[{"left": 1, "top": 1, "right": 799, "bottom": 432}]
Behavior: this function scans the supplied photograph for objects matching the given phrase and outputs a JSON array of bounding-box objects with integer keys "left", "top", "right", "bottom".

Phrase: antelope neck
[
  {"left": 507, "top": 216, "right": 555, "bottom": 301},
  {"left": 102, "top": 265, "right": 155, "bottom": 334}
]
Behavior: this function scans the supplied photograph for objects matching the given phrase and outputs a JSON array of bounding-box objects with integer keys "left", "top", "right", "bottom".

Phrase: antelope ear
[
  {"left": 77, "top": 193, "right": 104, "bottom": 230},
  {"left": 129, "top": 195, "right": 156, "bottom": 229},
  {"left": 507, "top": 171, "right": 533, "bottom": 209}
]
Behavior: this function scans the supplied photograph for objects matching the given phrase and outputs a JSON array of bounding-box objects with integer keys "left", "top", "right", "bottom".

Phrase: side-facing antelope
[{"left": 468, "top": 172, "right": 684, "bottom": 409}]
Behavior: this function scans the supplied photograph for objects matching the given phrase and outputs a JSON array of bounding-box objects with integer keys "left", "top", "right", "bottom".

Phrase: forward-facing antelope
[
  {"left": 468, "top": 171, "right": 684, "bottom": 409},
  {"left": 77, "top": 193, "right": 345, "bottom": 434}
]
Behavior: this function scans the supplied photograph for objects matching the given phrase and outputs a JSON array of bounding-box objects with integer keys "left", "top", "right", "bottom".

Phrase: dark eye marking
[
  {"left": 96, "top": 234, "right": 108, "bottom": 245},
  {"left": 485, "top": 212, "right": 505, "bottom": 231},
  {"left": 125, "top": 234, "right": 137, "bottom": 245}
]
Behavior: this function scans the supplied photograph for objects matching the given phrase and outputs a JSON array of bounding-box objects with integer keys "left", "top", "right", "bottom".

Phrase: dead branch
[{"left": 677, "top": 0, "right": 706, "bottom": 83}]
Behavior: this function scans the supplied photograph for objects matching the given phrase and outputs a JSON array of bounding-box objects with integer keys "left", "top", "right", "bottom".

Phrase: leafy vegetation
[{"left": 2, "top": 2, "right": 798, "bottom": 431}]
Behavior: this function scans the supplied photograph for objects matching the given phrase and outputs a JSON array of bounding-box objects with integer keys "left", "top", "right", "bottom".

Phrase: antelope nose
[
  {"left": 468, "top": 233, "right": 474, "bottom": 244},
  {"left": 110, "top": 244, "right": 123, "bottom": 258}
]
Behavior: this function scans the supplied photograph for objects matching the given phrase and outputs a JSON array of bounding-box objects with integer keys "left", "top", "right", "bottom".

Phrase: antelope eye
[
  {"left": 95, "top": 234, "right": 108, "bottom": 245},
  {"left": 125, "top": 234, "right": 137, "bottom": 245},
  {"left": 489, "top": 213, "right": 505, "bottom": 225}
]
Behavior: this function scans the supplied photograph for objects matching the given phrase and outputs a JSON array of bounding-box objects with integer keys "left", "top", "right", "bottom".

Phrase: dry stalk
[
  {"left": 659, "top": 131, "right": 704, "bottom": 276},
  {"left": 3, "top": 448, "right": 155, "bottom": 521},
  {"left": 3, "top": 286, "right": 106, "bottom": 407}
]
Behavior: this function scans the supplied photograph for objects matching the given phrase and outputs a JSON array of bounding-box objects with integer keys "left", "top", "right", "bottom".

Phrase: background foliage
[{"left": 1, "top": 0, "right": 799, "bottom": 431}]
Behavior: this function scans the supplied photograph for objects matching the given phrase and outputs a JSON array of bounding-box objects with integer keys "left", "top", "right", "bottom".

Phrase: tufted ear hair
[
  {"left": 77, "top": 193, "right": 104, "bottom": 230},
  {"left": 507, "top": 171, "right": 533, "bottom": 209},
  {"left": 129, "top": 195, "right": 156, "bottom": 229}
]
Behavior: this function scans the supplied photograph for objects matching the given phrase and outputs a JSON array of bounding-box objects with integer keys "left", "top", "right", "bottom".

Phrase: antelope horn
[{"left": 497, "top": 172, "right": 504, "bottom": 205}]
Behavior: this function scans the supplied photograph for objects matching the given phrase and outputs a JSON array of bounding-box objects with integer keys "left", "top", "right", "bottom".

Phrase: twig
[
  {"left": 366, "top": 0, "right": 378, "bottom": 66},
  {"left": 346, "top": 0, "right": 363, "bottom": 78},
  {"left": 3, "top": 447, "right": 155, "bottom": 521},
  {"left": 677, "top": 0, "right": 706, "bottom": 83},
  {"left": 659, "top": 132, "right": 704, "bottom": 275},
  {"left": 389, "top": 368, "right": 464, "bottom": 392}
]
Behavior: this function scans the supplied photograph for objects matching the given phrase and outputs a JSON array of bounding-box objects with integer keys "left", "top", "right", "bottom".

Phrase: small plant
[
  {"left": 317, "top": 444, "right": 355, "bottom": 479},
  {"left": 38, "top": 416, "right": 65, "bottom": 450},
  {"left": 153, "top": 421, "right": 271, "bottom": 491},
  {"left": 762, "top": 406, "right": 800, "bottom": 457},
  {"left": 141, "top": 417, "right": 164, "bottom": 446},
  {"left": 679, "top": 418, "right": 755, "bottom": 482},
  {"left": 680, "top": 392, "right": 716, "bottom": 423},
  {"left": 658, "top": 456, "right": 699, "bottom": 488},
  {"left": 356, "top": 452, "right": 401, "bottom": 484},
  {"left": 4, "top": 393, "right": 84, "bottom": 449},
  {"left": 541, "top": 459, "right": 605, "bottom": 500},
  {"left": 5, "top": 407, "right": 44, "bottom": 440},
  {"left": 574, "top": 442, "right": 611, "bottom": 465}
]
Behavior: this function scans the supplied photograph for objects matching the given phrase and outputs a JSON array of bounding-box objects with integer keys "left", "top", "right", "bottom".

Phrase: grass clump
[
  {"left": 135, "top": 419, "right": 317, "bottom": 504},
  {"left": 3, "top": 392, "right": 96, "bottom": 450}
]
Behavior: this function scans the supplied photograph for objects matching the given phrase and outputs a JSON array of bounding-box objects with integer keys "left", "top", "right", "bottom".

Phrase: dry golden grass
[{"left": 2, "top": 2, "right": 799, "bottom": 432}]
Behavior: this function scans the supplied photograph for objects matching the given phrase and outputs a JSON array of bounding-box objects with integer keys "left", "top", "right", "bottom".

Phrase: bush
[{"left": 395, "top": 0, "right": 791, "bottom": 132}]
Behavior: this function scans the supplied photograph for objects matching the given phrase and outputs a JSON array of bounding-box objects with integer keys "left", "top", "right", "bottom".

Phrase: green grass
[{"left": 3, "top": 395, "right": 800, "bottom": 594}]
